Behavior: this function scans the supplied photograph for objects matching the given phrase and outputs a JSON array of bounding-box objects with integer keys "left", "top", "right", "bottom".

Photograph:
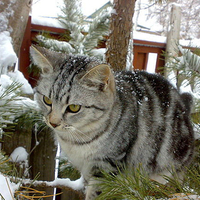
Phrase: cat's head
[{"left": 31, "top": 46, "right": 116, "bottom": 143}]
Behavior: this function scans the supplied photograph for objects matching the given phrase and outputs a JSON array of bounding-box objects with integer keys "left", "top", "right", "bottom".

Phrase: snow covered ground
[{"left": 0, "top": 173, "right": 19, "bottom": 200}]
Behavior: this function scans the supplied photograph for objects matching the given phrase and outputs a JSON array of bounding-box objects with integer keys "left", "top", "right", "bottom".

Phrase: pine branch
[
  {"left": 165, "top": 45, "right": 200, "bottom": 95},
  {"left": 58, "top": 0, "right": 84, "bottom": 54},
  {"left": 178, "top": 46, "right": 200, "bottom": 74},
  {"left": 0, "top": 81, "right": 22, "bottom": 102},
  {"left": 95, "top": 164, "right": 200, "bottom": 200},
  {"left": 9, "top": 175, "right": 85, "bottom": 197},
  {"left": 83, "top": 10, "right": 110, "bottom": 55},
  {"left": 96, "top": 165, "right": 172, "bottom": 200},
  {"left": 36, "top": 35, "right": 75, "bottom": 54},
  {"left": 0, "top": 81, "right": 24, "bottom": 130}
]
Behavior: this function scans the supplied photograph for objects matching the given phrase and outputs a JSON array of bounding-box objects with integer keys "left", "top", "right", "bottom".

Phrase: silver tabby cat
[{"left": 31, "top": 46, "right": 194, "bottom": 200}]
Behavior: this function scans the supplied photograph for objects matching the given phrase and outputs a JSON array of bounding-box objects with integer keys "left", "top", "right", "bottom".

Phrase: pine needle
[{"left": 15, "top": 187, "right": 63, "bottom": 199}]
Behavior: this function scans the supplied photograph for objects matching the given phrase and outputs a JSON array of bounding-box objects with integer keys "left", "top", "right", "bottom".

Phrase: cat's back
[
  {"left": 113, "top": 70, "right": 194, "bottom": 173},
  {"left": 115, "top": 70, "right": 191, "bottom": 113}
]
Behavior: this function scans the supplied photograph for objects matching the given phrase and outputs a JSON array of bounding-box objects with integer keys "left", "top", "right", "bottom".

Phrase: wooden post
[
  {"left": 165, "top": 4, "right": 181, "bottom": 77},
  {"left": 29, "top": 127, "right": 57, "bottom": 200},
  {"left": 19, "top": 16, "right": 32, "bottom": 80}
]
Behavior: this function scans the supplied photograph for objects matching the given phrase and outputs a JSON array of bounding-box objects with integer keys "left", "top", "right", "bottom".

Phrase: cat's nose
[{"left": 50, "top": 122, "right": 59, "bottom": 128}]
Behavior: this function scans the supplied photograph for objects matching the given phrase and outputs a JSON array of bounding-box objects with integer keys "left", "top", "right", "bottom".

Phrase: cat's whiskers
[
  {"left": 64, "top": 125, "right": 93, "bottom": 150},
  {"left": 64, "top": 125, "right": 92, "bottom": 141},
  {"left": 73, "top": 127, "right": 93, "bottom": 142}
]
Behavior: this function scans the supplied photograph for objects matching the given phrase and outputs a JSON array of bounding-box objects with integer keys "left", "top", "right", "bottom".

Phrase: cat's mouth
[
  {"left": 43, "top": 116, "right": 72, "bottom": 131},
  {"left": 43, "top": 117, "right": 61, "bottom": 129}
]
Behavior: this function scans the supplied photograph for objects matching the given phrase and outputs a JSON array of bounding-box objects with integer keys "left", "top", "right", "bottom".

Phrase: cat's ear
[
  {"left": 30, "top": 46, "right": 53, "bottom": 74},
  {"left": 81, "top": 64, "right": 115, "bottom": 92}
]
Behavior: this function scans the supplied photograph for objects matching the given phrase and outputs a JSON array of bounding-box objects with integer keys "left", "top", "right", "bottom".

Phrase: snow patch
[
  {"left": 8, "top": 70, "right": 33, "bottom": 94},
  {"left": 31, "top": 15, "right": 64, "bottom": 28},
  {"left": 0, "top": 31, "right": 17, "bottom": 74},
  {"left": 51, "top": 176, "right": 84, "bottom": 191},
  {"left": 0, "top": 173, "right": 17, "bottom": 200},
  {"left": 180, "top": 39, "right": 200, "bottom": 48},
  {"left": 0, "top": 74, "right": 13, "bottom": 89},
  {"left": 110, "top": 8, "right": 117, "bottom": 15},
  {"left": 10, "top": 147, "right": 28, "bottom": 163},
  {"left": 33, "top": 176, "right": 85, "bottom": 191},
  {"left": 133, "top": 31, "right": 166, "bottom": 44},
  {"left": 90, "top": 48, "right": 106, "bottom": 61}
]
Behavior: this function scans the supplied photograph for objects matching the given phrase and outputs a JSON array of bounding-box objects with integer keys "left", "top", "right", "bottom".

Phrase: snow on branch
[
  {"left": 10, "top": 175, "right": 85, "bottom": 195},
  {"left": 36, "top": 35, "right": 75, "bottom": 54},
  {"left": 31, "top": 176, "right": 84, "bottom": 191}
]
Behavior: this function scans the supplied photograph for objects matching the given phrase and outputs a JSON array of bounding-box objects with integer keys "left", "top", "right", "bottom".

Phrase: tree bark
[
  {"left": 0, "top": 0, "right": 32, "bottom": 57},
  {"left": 165, "top": 4, "right": 181, "bottom": 88},
  {"left": 165, "top": 4, "right": 181, "bottom": 65},
  {"left": 106, "top": 0, "right": 136, "bottom": 71}
]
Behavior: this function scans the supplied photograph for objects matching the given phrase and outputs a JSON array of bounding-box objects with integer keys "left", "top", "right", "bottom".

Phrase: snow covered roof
[
  {"left": 31, "top": 15, "right": 64, "bottom": 29},
  {"left": 133, "top": 31, "right": 166, "bottom": 44},
  {"left": 133, "top": 31, "right": 200, "bottom": 49},
  {"left": 30, "top": 15, "right": 200, "bottom": 50},
  {"left": 86, "top": 1, "right": 112, "bottom": 19}
]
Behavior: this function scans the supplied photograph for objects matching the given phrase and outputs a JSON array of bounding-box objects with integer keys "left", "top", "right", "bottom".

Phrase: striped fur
[{"left": 33, "top": 48, "right": 194, "bottom": 200}]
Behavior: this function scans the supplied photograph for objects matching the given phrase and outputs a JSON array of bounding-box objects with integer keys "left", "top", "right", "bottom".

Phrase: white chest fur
[{"left": 56, "top": 134, "right": 99, "bottom": 176}]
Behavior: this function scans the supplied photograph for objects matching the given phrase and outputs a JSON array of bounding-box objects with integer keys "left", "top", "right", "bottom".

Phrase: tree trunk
[
  {"left": 165, "top": 4, "right": 181, "bottom": 88},
  {"left": 165, "top": 4, "right": 181, "bottom": 65},
  {"left": 106, "top": 0, "right": 136, "bottom": 71},
  {"left": 0, "top": 0, "right": 32, "bottom": 59}
]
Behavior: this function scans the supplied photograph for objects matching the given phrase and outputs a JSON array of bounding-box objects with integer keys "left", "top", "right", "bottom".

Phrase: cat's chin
[{"left": 53, "top": 128, "right": 67, "bottom": 133}]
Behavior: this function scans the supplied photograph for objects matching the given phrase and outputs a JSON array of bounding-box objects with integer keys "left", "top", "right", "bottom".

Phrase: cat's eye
[
  {"left": 67, "top": 104, "right": 81, "bottom": 113},
  {"left": 43, "top": 95, "right": 52, "bottom": 106}
]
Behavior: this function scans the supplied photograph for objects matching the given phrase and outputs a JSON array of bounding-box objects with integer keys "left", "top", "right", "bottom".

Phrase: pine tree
[
  {"left": 36, "top": 0, "right": 111, "bottom": 61},
  {"left": 166, "top": 46, "right": 200, "bottom": 112}
]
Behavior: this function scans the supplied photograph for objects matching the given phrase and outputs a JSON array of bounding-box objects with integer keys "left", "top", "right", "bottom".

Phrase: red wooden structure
[{"left": 19, "top": 16, "right": 166, "bottom": 87}]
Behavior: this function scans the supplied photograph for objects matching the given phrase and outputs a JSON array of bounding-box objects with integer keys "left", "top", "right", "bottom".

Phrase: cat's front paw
[{"left": 85, "top": 179, "right": 101, "bottom": 200}]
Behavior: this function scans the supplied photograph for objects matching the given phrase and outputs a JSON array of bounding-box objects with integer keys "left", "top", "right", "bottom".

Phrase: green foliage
[
  {"left": 58, "top": 157, "right": 80, "bottom": 181},
  {"left": 166, "top": 46, "right": 200, "bottom": 91},
  {"left": 0, "top": 81, "right": 23, "bottom": 138},
  {"left": 0, "top": 151, "right": 11, "bottom": 174},
  {"left": 96, "top": 165, "right": 169, "bottom": 200},
  {"left": 13, "top": 108, "right": 45, "bottom": 133},
  {"left": 95, "top": 163, "right": 200, "bottom": 200},
  {"left": 165, "top": 46, "right": 200, "bottom": 134}
]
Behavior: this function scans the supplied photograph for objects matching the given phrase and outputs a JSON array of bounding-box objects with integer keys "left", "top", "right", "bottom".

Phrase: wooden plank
[{"left": 19, "top": 16, "right": 31, "bottom": 80}]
